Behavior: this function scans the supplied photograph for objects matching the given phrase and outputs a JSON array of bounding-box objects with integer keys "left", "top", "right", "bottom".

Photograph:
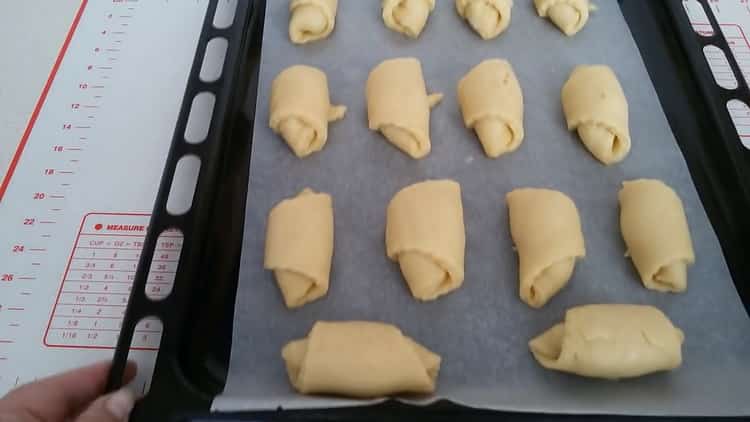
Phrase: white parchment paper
[{"left": 215, "top": 0, "right": 750, "bottom": 416}]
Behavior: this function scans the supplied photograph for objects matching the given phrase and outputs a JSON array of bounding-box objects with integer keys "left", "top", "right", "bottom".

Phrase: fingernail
[{"left": 106, "top": 388, "right": 135, "bottom": 420}]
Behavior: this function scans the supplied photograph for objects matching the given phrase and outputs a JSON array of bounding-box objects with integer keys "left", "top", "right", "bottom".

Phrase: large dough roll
[
  {"left": 455, "top": 0, "right": 513, "bottom": 40},
  {"left": 386, "top": 180, "right": 465, "bottom": 301},
  {"left": 458, "top": 59, "right": 524, "bottom": 158},
  {"left": 619, "top": 179, "right": 695, "bottom": 293},
  {"left": 507, "top": 188, "right": 585, "bottom": 308},
  {"left": 534, "top": 0, "right": 592, "bottom": 36},
  {"left": 264, "top": 189, "right": 333, "bottom": 308},
  {"left": 562, "top": 65, "right": 630, "bottom": 165},
  {"left": 367, "top": 58, "right": 443, "bottom": 159},
  {"left": 288, "top": 0, "right": 338, "bottom": 44},
  {"left": 529, "top": 304, "right": 684, "bottom": 379},
  {"left": 269, "top": 65, "right": 347, "bottom": 158},
  {"left": 382, "top": 0, "right": 435, "bottom": 38},
  {"left": 282, "top": 321, "right": 441, "bottom": 397}
]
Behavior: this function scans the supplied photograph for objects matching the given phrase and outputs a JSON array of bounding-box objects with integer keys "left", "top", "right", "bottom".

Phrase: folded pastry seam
[
  {"left": 455, "top": 0, "right": 513, "bottom": 40},
  {"left": 382, "top": 0, "right": 436, "bottom": 38},
  {"left": 289, "top": 0, "right": 337, "bottom": 44}
]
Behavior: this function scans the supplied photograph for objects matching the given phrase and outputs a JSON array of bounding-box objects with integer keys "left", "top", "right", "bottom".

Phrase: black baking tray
[{"left": 108, "top": 0, "right": 750, "bottom": 420}]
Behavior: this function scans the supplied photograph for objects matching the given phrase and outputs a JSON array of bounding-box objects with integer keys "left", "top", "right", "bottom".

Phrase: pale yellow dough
[
  {"left": 562, "top": 65, "right": 630, "bottom": 165},
  {"left": 534, "top": 0, "right": 593, "bottom": 36},
  {"left": 458, "top": 59, "right": 524, "bottom": 158},
  {"left": 282, "top": 321, "right": 441, "bottom": 398},
  {"left": 366, "top": 58, "right": 443, "bottom": 159},
  {"left": 386, "top": 180, "right": 465, "bottom": 301},
  {"left": 382, "top": 0, "right": 435, "bottom": 38},
  {"left": 264, "top": 189, "right": 333, "bottom": 308},
  {"left": 455, "top": 0, "right": 513, "bottom": 40},
  {"left": 529, "top": 304, "right": 684, "bottom": 379},
  {"left": 289, "top": 0, "right": 338, "bottom": 44},
  {"left": 269, "top": 65, "right": 347, "bottom": 158},
  {"left": 507, "top": 188, "right": 585, "bottom": 308},
  {"left": 619, "top": 179, "right": 695, "bottom": 293}
]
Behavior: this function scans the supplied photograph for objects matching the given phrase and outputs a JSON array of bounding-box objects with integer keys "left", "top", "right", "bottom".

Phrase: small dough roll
[
  {"left": 282, "top": 321, "right": 441, "bottom": 397},
  {"left": 455, "top": 0, "right": 513, "bottom": 40},
  {"left": 386, "top": 180, "right": 465, "bottom": 301},
  {"left": 264, "top": 189, "right": 333, "bottom": 308},
  {"left": 458, "top": 59, "right": 524, "bottom": 158},
  {"left": 529, "top": 304, "right": 684, "bottom": 379},
  {"left": 507, "top": 188, "right": 585, "bottom": 308},
  {"left": 534, "top": 0, "right": 592, "bottom": 36},
  {"left": 289, "top": 0, "right": 338, "bottom": 44},
  {"left": 619, "top": 179, "right": 695, "bottom": 293},
  {"left": 269, "top": 65, "right": 347, "bottom": 158},
  {"left": 367, "top": 58, "right": 443, "bottom": 159},
  {"left": 382, "top": 0, "right": 435, "bottom": 38},
  {"left": 562, "top": 65, "right": 631, "bottom": 165}
]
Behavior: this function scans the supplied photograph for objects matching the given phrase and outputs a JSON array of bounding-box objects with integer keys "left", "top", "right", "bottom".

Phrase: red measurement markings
[
  {"left": 44, "top": 212, "right": 170, "bottom": 350},
  {"left": 0, "top": 0, "right": 88, "bottom": 201}
]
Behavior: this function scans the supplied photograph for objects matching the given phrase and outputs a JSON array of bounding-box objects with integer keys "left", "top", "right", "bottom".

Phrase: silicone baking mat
[{"left": 215, "top": 0, "right": 750, "bottom": 416}]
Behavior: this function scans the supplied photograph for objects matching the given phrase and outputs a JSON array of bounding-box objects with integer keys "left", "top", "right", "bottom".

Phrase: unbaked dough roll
[
  {"left": 619, "top": 179, "right": 695, "bottom": 293},
  {"left": 282, "top": 321, "right": 441, "bottom": 397},
  {"left": 455, "top": 0, "right": 513, "bottom": 40},
  {"left": 529, "top": 304, "right": 684, "bottom": 379},
  {"left": 507, "top": 188, "right": 585, "bottom": 308},
  {"left": 269, "top": 65, "right": 347, "bottom": 158},
  {"left": 386, "top": 180, "right": 465, "bottom": 301},
  {"left": 534, "top": 0, "right": 592, "bottom": 36},
  {"left": 382, "top": 0, "right": 435, "bottom": 38},
  {"left": 458, "top": 59, "right": 524, "bottom": 158},
  {"left": 289, "top": 0, "right": 338, "bottom": 44},
  {"left": 562, "top": 65, "right": 630, "bottom": 165},
  {"left": 367, "top": 58, "right": 443, "bottom": 159},
  {"left": 264, "top": 189, "right": 333, "bottom": 308}
]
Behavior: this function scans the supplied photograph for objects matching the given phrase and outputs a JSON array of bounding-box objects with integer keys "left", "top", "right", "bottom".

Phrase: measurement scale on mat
[
  {"left": 684, "top": 0, "right": 750, "bottom": 149},
  {"left": 0, "top": 0, "right": 212, "bottom": 394}
]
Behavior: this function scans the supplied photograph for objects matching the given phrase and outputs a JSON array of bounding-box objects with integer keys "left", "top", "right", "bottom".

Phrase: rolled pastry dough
[
  {"left": 366, "top": 58, "right": 443, "bottom": 159},
  {"left": 529, "top": 304, "right": 684, "bottom": 379},
  {"left": 386, "top": 180, "right": 465, "bottom": 301},
  {"left": 269, "top": 65, "right": 347, "bottom": 158},
  {"left": 534, "top": 0, "right": 592, "bottom": 36},
  {"left": 455, "top": 0, "right": 513, "bottom": 40},
  {"left": 562, "top": 65, "right": 631, "bottom": 165},
  {"left": 382, "top": 0, "right": 435, "bottom": 38},
  {"left": 264, "top": 188, "right": 333, "bottom": 308},
  {"left": 507, "top": 188, "right": 585, "bottom": 308},
  {"left": 458, "top": 59, "right": 524, "bottom": 158},
  {"left": 282, "top": 321, "right": 441, "bottom": 397},
  {"left": 288, "top": 0, "right": 338, "bottom": 44},
  {"left": 619, "top": 179, "right": 695, "bottom": 293}
]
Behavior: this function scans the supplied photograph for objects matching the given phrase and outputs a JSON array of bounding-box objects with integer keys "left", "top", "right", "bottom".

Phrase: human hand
[{"left": 0, "top": 360, "right": 137, "bottom": 422}]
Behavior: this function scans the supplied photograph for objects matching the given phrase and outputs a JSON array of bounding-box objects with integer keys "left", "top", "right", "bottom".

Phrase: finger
[
  {"left": 75, "top": 387, "right": 136, "bottom": 422},
  {"left": 0, "top": 360, "right": 137, "bottom": 420}
]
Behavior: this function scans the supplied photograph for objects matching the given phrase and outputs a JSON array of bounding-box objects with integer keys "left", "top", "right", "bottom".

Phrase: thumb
[{"left": 75, "top": 387, "right": 135, "bottom": 422}]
